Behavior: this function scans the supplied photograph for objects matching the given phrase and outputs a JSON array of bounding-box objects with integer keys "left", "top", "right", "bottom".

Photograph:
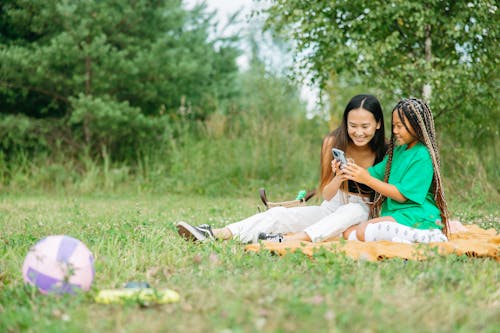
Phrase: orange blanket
[{"left": 245, "top": 224, "right": 499, "bottom": 261}]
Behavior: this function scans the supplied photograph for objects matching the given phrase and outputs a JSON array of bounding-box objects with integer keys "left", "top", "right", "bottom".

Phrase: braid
[
  {"left": 398, "top": 98, "right": 450, "bottom": 235},
  {"left": 370, "top": 130, "right": 396, "bottom": 218}
]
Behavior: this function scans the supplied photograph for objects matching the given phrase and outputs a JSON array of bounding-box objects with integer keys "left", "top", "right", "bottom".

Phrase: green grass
[{"left": 0, "top": 193, "right": 499, "bottom": 333}]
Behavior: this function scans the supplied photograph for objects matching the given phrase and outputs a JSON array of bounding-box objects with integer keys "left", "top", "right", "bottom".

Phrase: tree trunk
[
  {"left": 85, "top": 36, "right": 92, "bottom": 95},
  {"left": 84, "top": 36, "right": 92, "bottom": 144},
  {"left": 423, "top": 24, "right": 432, "bottom": 102}
]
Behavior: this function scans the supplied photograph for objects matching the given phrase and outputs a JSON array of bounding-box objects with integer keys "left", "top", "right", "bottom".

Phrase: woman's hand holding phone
[
  {"left": 323, "top": 159, "right": 348, "bottom": 200},
  {"left": 332, "top": 148, "right": 348, "bottom": 169},
  {"left": 331, "top": 159, "right": 342, "bottom": 176}
]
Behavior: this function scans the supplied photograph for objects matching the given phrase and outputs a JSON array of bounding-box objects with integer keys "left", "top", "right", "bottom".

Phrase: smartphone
[{"left": 332, "top": 148, "right": 348, "bottom": 169}]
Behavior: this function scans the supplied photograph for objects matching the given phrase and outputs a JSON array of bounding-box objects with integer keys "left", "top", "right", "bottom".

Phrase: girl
[
  {"left": 341, "top": 98, "right": 449, "bottom": 243},
  {"left": 176, "top": 94, "right": 387, "bottom": 243}
]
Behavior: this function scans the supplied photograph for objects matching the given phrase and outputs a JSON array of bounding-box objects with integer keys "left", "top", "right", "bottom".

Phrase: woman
[{"left": 177, "top": 94, "right": 387, "bottom": 243}]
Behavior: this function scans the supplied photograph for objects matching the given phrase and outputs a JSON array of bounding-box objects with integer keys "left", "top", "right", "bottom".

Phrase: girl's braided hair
[{"left": 370, "top": 98, "right": 450, "bottom": 236}]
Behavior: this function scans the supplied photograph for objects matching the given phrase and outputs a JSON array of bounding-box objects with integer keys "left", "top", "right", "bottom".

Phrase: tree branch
[{"left": 0, "top": 81, "right": 69, "bottom": 103}]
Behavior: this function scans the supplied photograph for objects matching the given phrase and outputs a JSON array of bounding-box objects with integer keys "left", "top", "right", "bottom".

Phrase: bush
[{"left": 69, "top": 94, "right": 170, "bottom": 161}]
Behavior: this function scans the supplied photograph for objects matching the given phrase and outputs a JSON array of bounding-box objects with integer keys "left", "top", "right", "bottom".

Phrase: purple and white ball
[{"left": 22, "top": 235, "right": 95, "bottom": 294}]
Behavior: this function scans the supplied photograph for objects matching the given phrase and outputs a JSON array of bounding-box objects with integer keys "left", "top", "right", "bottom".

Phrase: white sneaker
[{"left": 176, "top": 221, "right": 215, "bottom": 242}]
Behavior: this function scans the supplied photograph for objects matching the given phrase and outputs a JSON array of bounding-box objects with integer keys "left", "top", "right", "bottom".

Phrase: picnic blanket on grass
[{"left": 245, "top": 224, "right": 499, "bottom": 261}]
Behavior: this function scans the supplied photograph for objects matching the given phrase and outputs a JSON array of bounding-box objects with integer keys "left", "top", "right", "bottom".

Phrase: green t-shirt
[{"left": 368, "top": 142, "right": 442, "bottom": 230}]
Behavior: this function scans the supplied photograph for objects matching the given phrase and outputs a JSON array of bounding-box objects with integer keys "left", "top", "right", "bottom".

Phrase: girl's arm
[{"left": 342, "top": 163, "right": 407, "bottom": 202}]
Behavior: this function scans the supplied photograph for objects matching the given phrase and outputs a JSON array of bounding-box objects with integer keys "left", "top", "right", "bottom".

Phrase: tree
[
  {"left": 263, "top": 0, "right": 499, "bottom": 145},
  {"left": 0, "top": 0, "right": 241, "bottom": 159}
]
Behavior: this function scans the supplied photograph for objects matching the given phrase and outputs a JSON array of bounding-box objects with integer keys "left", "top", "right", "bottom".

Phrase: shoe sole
[{"left": 176, "top": 221, "right": 207, "bottom": 242}]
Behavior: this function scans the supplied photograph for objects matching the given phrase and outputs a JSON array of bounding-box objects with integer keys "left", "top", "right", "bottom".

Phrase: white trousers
[
  {"left": 363, "top": 221, "right": 448, "bottom": 243},
  {"left": 226, "top": 191, "right": 370, "bottom": 243}
]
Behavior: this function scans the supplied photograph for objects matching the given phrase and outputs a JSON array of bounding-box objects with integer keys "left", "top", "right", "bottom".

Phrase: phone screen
[{"left": 332, "top": 148, "right": 347, "bottom": 167}]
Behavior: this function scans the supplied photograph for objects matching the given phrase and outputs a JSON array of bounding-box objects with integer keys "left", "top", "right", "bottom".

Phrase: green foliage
[
  {"left": 0, "top": 0, "right": 241, "bottom": 161},
  {"left": 0, "top": 114, "right": 49, "bottom": 154},
  {"left": 264, "top": 0, "right": 498, "bottom": 104},
  {"left": 263, "top": 0, "right": 499, "bottom": 191},
  {"left": 161, "top": 62, "right": 324, "bottom": 197},
  {"left": 0, "top": 0, "right": 497, "bottom": 201},
  {"left": 0, "top": 0, "right": 240, "bottom": 116},
  {"left": 69, "top": 94, "right": 170, "bottom": 160},
  {"left": 0, "top": 56, "right": 324, "bottom": 197}
]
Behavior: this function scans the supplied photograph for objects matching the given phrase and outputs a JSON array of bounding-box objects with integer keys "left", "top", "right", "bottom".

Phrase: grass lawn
[{"left": 1, "top": 193, "right": 499, "bottom": 332}]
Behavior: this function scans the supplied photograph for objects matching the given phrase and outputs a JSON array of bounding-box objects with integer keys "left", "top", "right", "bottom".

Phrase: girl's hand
[{"left": 341, "top": 162, "right": 370, "bottom": 184}]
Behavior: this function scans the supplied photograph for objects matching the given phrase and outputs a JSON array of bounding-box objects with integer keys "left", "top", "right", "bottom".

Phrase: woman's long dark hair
[{"left": 319, "top": 94, "right": 387, "bottom": 191}]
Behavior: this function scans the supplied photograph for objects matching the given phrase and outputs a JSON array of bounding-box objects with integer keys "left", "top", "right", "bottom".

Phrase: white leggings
[
  {"left": 349, "top": 221, "right": 447, "bottom": 243},
  {"left": 226, "top": 191, "right": 370, "bottom": 243}
]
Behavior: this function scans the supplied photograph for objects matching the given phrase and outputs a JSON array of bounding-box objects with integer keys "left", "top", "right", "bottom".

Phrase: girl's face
[
  {"left": 347, "top": 108, "right": 381, "bottom": 147},
  {"left": 392, "top": 111, "right": 418, "bottom": 148}
]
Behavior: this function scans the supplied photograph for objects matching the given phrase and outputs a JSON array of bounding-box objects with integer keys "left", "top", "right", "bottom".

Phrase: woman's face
[{"left": 347, "top": 108, "right": 381, "bottom": 147}]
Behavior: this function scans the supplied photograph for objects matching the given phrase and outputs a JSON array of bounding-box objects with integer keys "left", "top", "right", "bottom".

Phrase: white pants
[
  {"left": 226, "top": 191, "right": 370, "bottom": 243},
  {"left": 363, "top": 221, "right": 448, "bottom": 243}
]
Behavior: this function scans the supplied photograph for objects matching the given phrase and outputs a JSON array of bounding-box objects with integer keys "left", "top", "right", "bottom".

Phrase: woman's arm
[
  {"left": 319, "top": 133, "right": 349, "bottom": 200},
  {"left": 342, "top": 163, "right": 407, "bottom": 202},
  {"left": 322, "top": 160, "right": 346, "bottom": 200},
  {"left": 319, "top": 135, "right": 335, "bottom": 193}
]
